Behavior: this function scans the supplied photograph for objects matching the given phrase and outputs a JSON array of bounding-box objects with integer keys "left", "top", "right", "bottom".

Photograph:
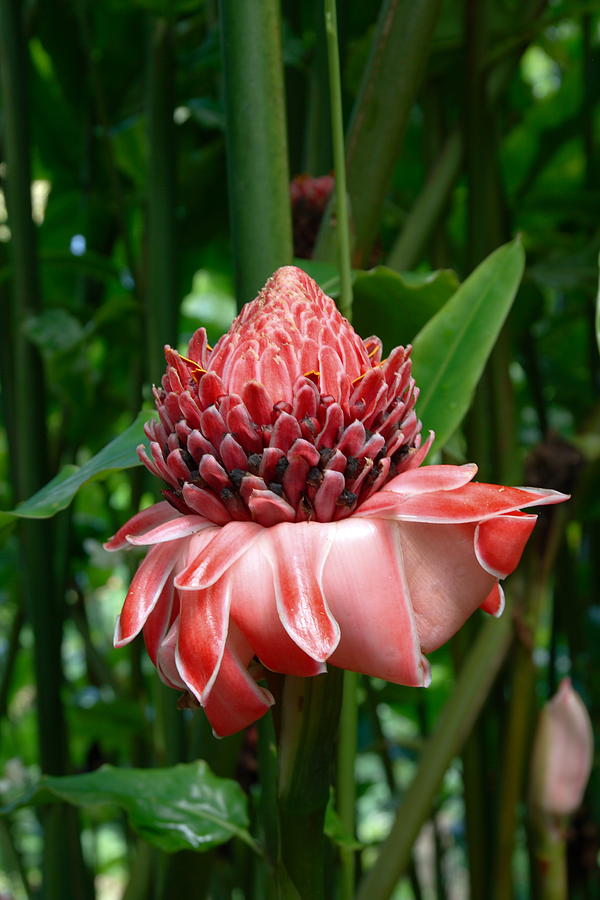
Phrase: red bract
[{"left": 105, "top": 266, "right": 568, "bottom": 736}]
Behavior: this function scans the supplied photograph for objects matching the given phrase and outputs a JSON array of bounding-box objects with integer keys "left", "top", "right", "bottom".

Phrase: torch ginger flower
[{"left": 105, "top": 267, "right": 568, "bottom": 736}]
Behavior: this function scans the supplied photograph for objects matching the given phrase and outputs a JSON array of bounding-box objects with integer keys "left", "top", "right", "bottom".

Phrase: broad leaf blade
[
  {"left": 0, "top": 410, "right": 151, "bottom": 526},
  {"left": 352, "top": 266, "right": 459, "bottom": 349},
  {"left": 411, "top": 238, "right": 525, "bottom": 451},
  {"left": 1, "top": 761, "right": 254, "bottom": 854}
]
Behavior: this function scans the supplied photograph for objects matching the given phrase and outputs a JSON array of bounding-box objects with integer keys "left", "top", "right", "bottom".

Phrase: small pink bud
[{"left": 529, "top": 678, "right": 593, "bottom": 817}]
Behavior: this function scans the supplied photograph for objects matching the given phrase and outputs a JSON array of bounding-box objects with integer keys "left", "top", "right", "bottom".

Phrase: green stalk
[
  {"left": 146, "top": 15, "right": 178, "bottom": 382},
  {"left": 278, "top": 672, "right": 344, "bottom": 898},
  {"left": 337, "top": 670, "right": 358, "bottom": 899},
  {"left": 529, "top": 823, "right": 568, "bottom": 900},
  {"left": 0, "top": 2, "right": 89, "bottom": 896},
  {"left": 324, "top": 0, "right": 352, "bottom": 319},
  {"left": 387, "top": 19, "right": 536, "bottom": 273},
  {"left": 461, "top": 2, "right": 505, "bottom": 889},
  {"left": 303, "top": 8, "right": 332, "bottom": 175},
  {"left": 387, "top": 132, "right": 462, "bottom": 271},
  {"left": 0, "top": 607, "right": 24, "bottom": 720},
  {"left": 313, "top": 0, "right": 443, "bottom": 267},
  {"left": 363, "top": 680, "right": 425, "bottom": 900},
  {"left": 220, "top": 0, "right": 293, "bottom": 306},
  {"left": 356, "top": 613, "right": 512, "bottom": 900},
  {"left": 491, "top": 512, "right": 568, "bottom": 900},
  {"left": 257, "top": 711, "right": 281, "bottom": 884}
]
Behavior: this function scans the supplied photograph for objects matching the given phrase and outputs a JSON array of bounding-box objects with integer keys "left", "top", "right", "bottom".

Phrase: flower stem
[
  {"left": 357, "top": 612, "right": 512, "bottom": 900},
  {"left": 278, "top": 671, "right": 344, "bottom": 898},
  {"left": 220, "top": 0, "right": 293, "bottom": 306},
  {"left": 324, "top": 0, "right": 353, "bottom": 319},
  {"left": 337, "top": 669, "right": 359, "bottom": 899},
  {"left": 528, "top": 815, "right": 568, "bottom": 900},
  {"left": 315, "top": 0, "right": 443, "bottom": 267},
  {"left": 0, "top": 1, "right": 90, "bottom": 895},
  {"left": 491, "top": 511, "right": 568, "bottom": 900}
]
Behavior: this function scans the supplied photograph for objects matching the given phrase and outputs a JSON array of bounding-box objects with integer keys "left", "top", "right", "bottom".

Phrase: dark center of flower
[
  {"left": 139, "top": 346, "right": 422, "bottom": 527},
  {"left": 137, "top": 268, "right": 425, "bottom": 527}
]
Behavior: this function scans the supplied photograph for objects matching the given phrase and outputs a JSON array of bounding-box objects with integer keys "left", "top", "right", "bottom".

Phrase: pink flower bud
[{"left": 529, "top": 678, "right": 593, "bottom": 816}]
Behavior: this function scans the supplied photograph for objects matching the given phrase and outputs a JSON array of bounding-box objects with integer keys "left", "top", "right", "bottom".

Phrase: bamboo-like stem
[
  {"left": 0, "top": 607, "right": 24, "bottom": 719},
  {"left": 278, "top": 672, "right": 344, "bottom": 898},
  {"left": 146, "top": 15, "right": 178, "bottom": 383},
  {"left": 363, "top": 680, "right": 425, "bottom": 900},
  {"left": 356, "top": 613, "right": 512, "bottom": 900},
  {"left": 387, "top": 132, "right": 462, "bottom": 272},
  {"left": 0, "top": 2, "right": 89, "bottom": 896},
  {"left": 324, "top": 0, "right": 352, "bottom": 319},
  {"left": 257, "top": 711, "right": 281, "bottom": 881},
  {"left": 387, "top": 17, "right": 537, "bottom": 274},
  {"left": 220, "top": 0, "right": 293, "bottom": 306},
  {"left": 461, "top": 2, "right": 504, "bottom": 890},
  {"left": 528, "top": 815, "right": 568, "bottom": 900},
  {"left": 74, "top": 2, "right": 142, "bottom": 301},
  {"left": 303, "top": 9, "right": 332, "bottom": 175},
  {"left": 337, "top": 670, "right": 358, "bottom": 899},
  {"left": 492, "top": 511, "right": 568, "bottom": 900},
  {"left": 313, "top": 0, "right": 443, "bottom": 267}
]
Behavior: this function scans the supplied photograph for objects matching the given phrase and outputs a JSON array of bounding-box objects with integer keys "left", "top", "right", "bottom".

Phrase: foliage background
[{"left": 0, "top": 0, "right": 598, "bottom": 897}]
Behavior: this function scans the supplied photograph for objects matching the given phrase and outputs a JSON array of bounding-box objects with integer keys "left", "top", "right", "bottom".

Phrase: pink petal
[
  {"left": 316, "top": 404, "right": 344, "bottom": 449},
  {"left": 383, "top": 463, "right": 478, "bottom": 495},
  {"left": 247, "top": 489, "right": 296, "bottom": 526},
  {"left": 125, "top": 515, "right": 212, "bottom": 546},
  {"left": 313, "top": 469, "right": 345, "bottom": 522},
  {"left": 358, "top": 479, "right": 568, "bottom": 524},
  {"left": 403, "top": 431, "right": 434, "bottom": 470},
  {"left": 475, "top": 512, "right": 537, "bottom": 578},
  {"left": 175, "top": 521, "right": 262, "bottom": 590},
  {"left": 104, "top": 501, "right": 178, "bottom": 550},
  {"left": 219, "top": 433, "right": 248, "bottom": 471},
  {"left": 201, "top": 627, "right": 274, "bottom": 738},
  {"left": 143, "top": 580, "right": 178, "bottom": 665},
  {"left": 114, "top": 541, "right": 182, "bottom": 646},
  {"left": 318, "top": 345, "right": 344, "bottom": 399},
  {"left": 395, "top": 520, "right": 496, "bottom": 652},
  {"left": 182, "top": 483, "right": 232, "bottom": 525},
  {"left": 260, "top": 523, "right": 340, "bottom": 662},
  {"left": 324, "top": 518, "right": 429, "bottom": 686},
  {"left": 175, "top": 579, "right": 232, "bottom": 704},
  {"left": 270, "top": 412, "right": 301, "bottom": 453},
  {"left": 479, "top": 583, "right": 505, "bottom": 617},
  {"left": 187, "top": 327, "right": 209, "bottom": 367},
  {"left": 230, "top": 548, "right": 327, "bottom": 677},
  {"left": 156, "top": 619, "right": 188, "bottom": 691},
  {"left": 242, "top": 380, "right": 273, "bottom": 426},
  {"left": 197, "top": 371, "right": 225, "bottom": 409}
]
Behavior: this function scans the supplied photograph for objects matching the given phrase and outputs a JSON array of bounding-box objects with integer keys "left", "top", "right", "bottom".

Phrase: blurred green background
[{"left": 0, "top": 0, "right": 598, "bottom": 898}]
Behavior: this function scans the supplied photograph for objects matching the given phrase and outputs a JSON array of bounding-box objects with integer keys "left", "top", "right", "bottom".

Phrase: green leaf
[
  {"left": 24, "top": 309, "right": 87, "bottom": 358},
  {"left": 1, "top": 761, "right": 257, "bottom": 855},
  {"left": 352, "top": 266, "right": 459, "bottom": 348},
  {"left": 0, "top": 410, "right": 150, "bottom": 528},
  {"left": 324, "top": 793, "right": 364, "bottom": 851},
  {"left": 411, "top": 239, "right": 525, "bottom": 451}
]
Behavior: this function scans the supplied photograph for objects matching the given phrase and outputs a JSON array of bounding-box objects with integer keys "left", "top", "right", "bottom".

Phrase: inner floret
[{"left": 137, "top": 267, "right": 427, "bottom": 526}]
